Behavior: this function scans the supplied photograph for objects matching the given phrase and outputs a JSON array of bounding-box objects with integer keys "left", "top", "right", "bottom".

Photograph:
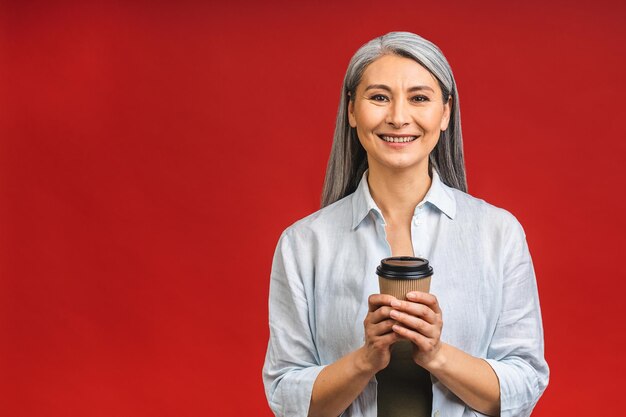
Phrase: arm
[
  {"left": 307, "top": 348, "right": 375, "bottom": 417},
  {"left": 262, "top": 231, "right": 402, "bottom": 417},
  {"left": 262, "top": 231, "right": 325, "bottom": 417},
  {"left": 428, "top": 343, "right": 501, "bottom": 415},
  {"left": 308, "top": 294, "right": 400, "bottom": 417},
  {"left": 482, "top": 219, "right": 549, "bottom": 417},
  {"left": 389, "top": 217, "right": 549, "bottom": 417}
]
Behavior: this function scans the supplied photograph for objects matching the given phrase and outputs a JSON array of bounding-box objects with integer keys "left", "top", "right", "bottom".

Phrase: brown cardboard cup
[{"left": 376, "top": 257, "right": 434, "bottom": 300}]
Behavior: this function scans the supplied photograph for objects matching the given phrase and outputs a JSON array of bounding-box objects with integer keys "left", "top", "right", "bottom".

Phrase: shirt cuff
[
  {"left": 269, "top": 365, "right": 327, "bottom": 417},
  {"left": 484, "top": 358, "right": 539, "bottom": 417}
]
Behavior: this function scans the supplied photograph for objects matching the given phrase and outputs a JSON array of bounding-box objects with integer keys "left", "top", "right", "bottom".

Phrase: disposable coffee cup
[{"left": 376, "top": 256, "right": 434, "bottom": 300}]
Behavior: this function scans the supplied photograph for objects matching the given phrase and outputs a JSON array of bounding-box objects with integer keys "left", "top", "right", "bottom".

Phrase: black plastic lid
[{"left": 376, "top": 256, "right": 433, "bottom": 280}]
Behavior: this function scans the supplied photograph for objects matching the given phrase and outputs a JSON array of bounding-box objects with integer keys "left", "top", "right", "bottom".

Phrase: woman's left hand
[{"left": 389, "top": 291, "right": 444, "bottom": 369}]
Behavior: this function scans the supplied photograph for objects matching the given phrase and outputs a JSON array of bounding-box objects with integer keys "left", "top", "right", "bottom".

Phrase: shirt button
[
  {"left": 413, "top": 218, "right": 421, "bottom": 226},
  {"left": 433, "top": 411, "right": 440, "bottom": 417}
]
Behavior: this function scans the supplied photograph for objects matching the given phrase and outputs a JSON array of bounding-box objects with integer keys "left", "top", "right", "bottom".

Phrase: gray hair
[{"left": 321, "top": 31, "right": 467, "bottom": 208}]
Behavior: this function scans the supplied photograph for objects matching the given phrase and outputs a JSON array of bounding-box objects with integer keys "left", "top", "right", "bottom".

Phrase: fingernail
[
  {"left": 391, "top": 300, "right": 401, "bottom": 308},
  {"left": 390, "top": 310, "right": 398, "bottom": 319},
  {"left": 407, "top": 292, "right": 417, "bottom": 300}
]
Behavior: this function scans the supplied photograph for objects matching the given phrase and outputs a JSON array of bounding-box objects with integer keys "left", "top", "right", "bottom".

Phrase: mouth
[{"left": 377, "top": 134, "right": 419, "bottom": 143}]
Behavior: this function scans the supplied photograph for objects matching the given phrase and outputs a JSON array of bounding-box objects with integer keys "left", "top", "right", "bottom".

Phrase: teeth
[{"left": 380, "top": 135, "right": 418, "bottom": 143}]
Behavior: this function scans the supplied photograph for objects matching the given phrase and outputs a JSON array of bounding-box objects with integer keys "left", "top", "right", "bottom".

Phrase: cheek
[
  {"left": 421, "top": 109, "right": 446, "bottom": 131},
  {"left": 354, "top": 103, "right": 386, "bottom": 127},
  {"left": 355, "top": 127, "right": 371, "bottom": 147}
]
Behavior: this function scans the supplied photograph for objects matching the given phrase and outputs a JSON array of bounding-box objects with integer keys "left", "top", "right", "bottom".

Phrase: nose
[{"left": 386, "top": 99, "right": 410, "bottom": 128}]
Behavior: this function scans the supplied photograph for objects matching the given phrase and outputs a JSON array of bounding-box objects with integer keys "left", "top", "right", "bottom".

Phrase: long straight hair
[{"left": 321, "top": 32, "right": 467, "bottom": 208}]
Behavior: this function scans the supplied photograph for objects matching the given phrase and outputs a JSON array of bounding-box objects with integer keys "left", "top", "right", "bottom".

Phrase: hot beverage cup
[{"left": 376, "top": 256, "right": 433, "bottom": 300}]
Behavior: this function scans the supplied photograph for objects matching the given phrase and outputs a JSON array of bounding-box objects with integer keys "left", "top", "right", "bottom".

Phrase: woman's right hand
[{"left": 358, "top": 294, "right": 400, "bottom": 374}]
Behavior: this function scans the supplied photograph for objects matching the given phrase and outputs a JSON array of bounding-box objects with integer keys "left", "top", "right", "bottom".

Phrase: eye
[
  {"left": 370, "top": 94, "right": 389, "bottom": 102},
  {"left": 411, "top": 95, "right": 429, "bottom": 103}
]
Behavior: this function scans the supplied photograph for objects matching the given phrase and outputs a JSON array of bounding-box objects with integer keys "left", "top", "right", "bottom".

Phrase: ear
[
  {"left": 347, "top": 95, "right": 357, "bottom": 128},
  {"left": 440, "top": 95, "right": 452, "bottom": 131}
]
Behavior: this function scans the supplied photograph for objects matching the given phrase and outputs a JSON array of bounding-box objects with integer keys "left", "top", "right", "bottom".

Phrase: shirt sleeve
[
  {"left": 262, "top": 229, "right": 326, "bottom": 417},
  {"left": 484, "top": 216, "right": 550, "bottom": 417}
]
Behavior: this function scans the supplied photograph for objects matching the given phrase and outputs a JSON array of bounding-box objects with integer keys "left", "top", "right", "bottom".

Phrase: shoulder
[
  {"left": 278, "top": 193, "right": 354, "bottom": 245},
  {"left": 271, "top": 193, "right": 355, "bottom": 275},
  {"left": 448, "top": 186, "right": 526, "bottom": 238}
]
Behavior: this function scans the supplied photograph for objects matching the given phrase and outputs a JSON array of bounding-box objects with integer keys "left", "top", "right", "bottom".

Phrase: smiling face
[{"left": 348, "top": 54, "right": 451, "bottom": 175}]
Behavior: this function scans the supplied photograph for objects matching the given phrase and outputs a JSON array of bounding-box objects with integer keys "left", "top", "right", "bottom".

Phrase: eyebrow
[{"left": 364, "top": 84, "right": 435, "bottom": 93}]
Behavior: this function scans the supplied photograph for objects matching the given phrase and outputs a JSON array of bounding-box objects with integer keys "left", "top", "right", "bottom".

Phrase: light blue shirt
[{"left": 263, "top": 170, "right": 549, "bottom": 417}]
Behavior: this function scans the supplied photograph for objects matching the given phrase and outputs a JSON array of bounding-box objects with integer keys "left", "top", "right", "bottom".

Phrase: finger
[
  {"left": 406, "top": 292, "right": 442, "bottom": 315},
  {"left": 389, "top": 309, "right": 439, "bottom": 339},
  {"left": 366, "top": 331, "right": 400, "bottom": 350},
  {"left": 378, "top": 331, "right": 400, "bottom": 346},
  {"left": 369, "top": 306, "right": 394, "bottom": 324},
  {"left": 368, "top": 294, "right": 397, "bottom": 312},
  {"left": 367, "top": 318, "right": 397, "bottom": 337},
  {"left": 392, "top": 324, "right": 437, "bottom": 353},
  {"left": 390, "top": 299, "right": 438, "bottom": 325}
]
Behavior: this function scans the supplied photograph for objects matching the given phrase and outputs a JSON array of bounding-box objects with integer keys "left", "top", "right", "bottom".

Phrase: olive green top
[{"left": 376, "top": 341, "right": 433, "bottom": 417}]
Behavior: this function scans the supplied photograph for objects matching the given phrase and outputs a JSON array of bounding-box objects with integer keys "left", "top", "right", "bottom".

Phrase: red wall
[{"left": 1, "top": 1, "right": 625, "bottom": 415}]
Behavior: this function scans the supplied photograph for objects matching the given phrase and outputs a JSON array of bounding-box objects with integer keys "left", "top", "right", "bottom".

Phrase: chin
[{"left": 379, "top": 159, "right": 424, "bottom": 172}]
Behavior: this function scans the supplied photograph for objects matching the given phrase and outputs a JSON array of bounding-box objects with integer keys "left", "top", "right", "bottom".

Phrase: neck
[{"left": 367, "top": 162, "right": 432, "bottom": 225}]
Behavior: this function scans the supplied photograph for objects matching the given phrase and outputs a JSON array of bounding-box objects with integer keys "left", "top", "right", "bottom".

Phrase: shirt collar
[{"left": 351, "top": 169, "right": 457, "bottom": 229}]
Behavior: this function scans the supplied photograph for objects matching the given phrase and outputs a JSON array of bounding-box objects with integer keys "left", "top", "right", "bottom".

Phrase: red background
[{"left": 1, "top": 1, "right": 625, "bottom": 416}]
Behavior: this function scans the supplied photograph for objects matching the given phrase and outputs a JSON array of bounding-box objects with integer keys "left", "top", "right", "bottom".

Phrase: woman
[{"left": 263, "top": 32, "right": 549, "bottom": 417}]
